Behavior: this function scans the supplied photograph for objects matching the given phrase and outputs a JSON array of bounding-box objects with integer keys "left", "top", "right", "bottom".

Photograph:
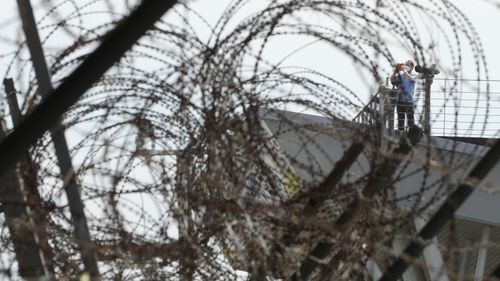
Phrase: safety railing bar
[
  {"left": 429, "top": 98, "right": 500, "bottom": 101},
  {"left": 433, "top": 120, "right": 500, "bottom": 123},
  {"left": 430, "top": 128, "right": 500, "bottom": 130},
  {"left": 432, "top": 77, "right": 500, "bottom": 82},
  {"left": 430, "top": 91, "right": 500, "bottom": 95},
  {"left": 352, "top": 91, "right": 382, "bottom": 122},
  {"left": 430, "top": 112, "right": 500, "bottom": 117},
  {"left": 429, "top": 106, "right": 500, "bottom": 109},
  {"left": 384, "top": 90, "right": 500, "bottom": 95}
]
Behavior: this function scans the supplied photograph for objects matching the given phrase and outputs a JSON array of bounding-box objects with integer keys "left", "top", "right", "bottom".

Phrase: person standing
[
  {"left": 388, "top": 63, "right": 404, "bottom": 130},
  {"left": 395, "top": 60, "right": 418, "bottom": 131}
]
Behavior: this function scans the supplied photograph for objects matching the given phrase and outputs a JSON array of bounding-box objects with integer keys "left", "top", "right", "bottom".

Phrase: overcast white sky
[
  {"left": 1, "top": 0, "right": 500, "bottom": 135},
  {"left": 2, "top": 0, "right": 500, "bottom": 89}
]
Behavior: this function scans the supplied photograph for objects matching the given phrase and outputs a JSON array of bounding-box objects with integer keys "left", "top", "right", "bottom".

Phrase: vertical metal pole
[
  {"left": 4, "top": 78, "right": 55, "bottom": 276},
  {"left": 385, "top": 77, "right": 394, "bottom": 131},
  {"left": 16, "top": 0, "right": 52, "bottom": 93},
  {"left": 424, "top": 77, "right": 432, "bottom": 136},
  {"left": 443, "top": 79, "right": 446, "bottom": 136},
  {"left": 0, "top": 121, "right": 45, "bottom": 279},
  {"left": 415, "top": 217, "right": 450, "bottom": 281},
  {"left": 3, "top": 79, "right": 23, "bottom": 125},
  {"left": 422, "top": 65, "right": 439, "bottom": 136},
  {"left": 379, "top": 86, "right": 385, "bottom": 127},
  {"left": 457, "top": 241, "right": 470, "bottom": 281},
  {"left": 15, "top": 0, "right": 100, "bottom": 277},
  {"left": 474, "top": 227, "right": 490, "bottom": 281},
  {"left": 478, "top": 79, "right": 482, "bottom": 138},
  {"left": 366, "top": 259, "right": 383, "bottom": 281}
]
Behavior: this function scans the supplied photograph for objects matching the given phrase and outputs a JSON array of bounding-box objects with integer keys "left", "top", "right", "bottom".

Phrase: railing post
[
  {"left": 424, "top": 77, "right": 432, "bottom": 135},
  {"left": 474, "top": 227, "right": 490, "bottom": 281},
  {"left": 417, "top": 65, "right": 439, "bottom": 136},
  {"left": 4, "top": 78, "right": 55, "bottom": 276},
  {"left": 385, "top": 77, "right": 396, "bottom": 131},
  {"left": 443, "top": 79, "right": 447, "bottom": 136},
  {"left": 379, "top": 85, "right": 385, "bottom": 127}
]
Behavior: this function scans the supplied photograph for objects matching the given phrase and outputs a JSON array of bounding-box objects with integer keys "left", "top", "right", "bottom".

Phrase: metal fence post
[
  {"left": 418, "top": 65, "right": 439, "bottom": 136},
  {"left": 424, "top": 77, "right": 432, "bottom": 135},
  {"left": 474, "top": 227, "right": 490, "bottom": 281},
  {"left": 16, "top": 0, "right": 101, "bottom": 277},
  {"left": 379, "top": 86, "right": 385, "bottom": 127},
  {"left": 4, "top": 78, "right": 55, "bottom": 276},
  {"left": 0, "top": 120, "right": 46, "bottom": 279}
]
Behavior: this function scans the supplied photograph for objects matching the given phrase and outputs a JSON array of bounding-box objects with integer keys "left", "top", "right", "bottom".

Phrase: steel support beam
[
  {"left": 379, "top": 139, "right": 500, "bottom": 281},
  {"left": 16, "top": 0, "right": 52, "bottom": 94},
  {"left": 415, "top": 65, "right": 439, "bottom": 136}
]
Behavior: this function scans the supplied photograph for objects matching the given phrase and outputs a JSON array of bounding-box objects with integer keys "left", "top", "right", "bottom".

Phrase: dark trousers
[
  {"left": 397, "top": 102, "right": 414, "bottom": 131},
  {"left": 385, "top": 103, "right": 396, "bottom": 130}
]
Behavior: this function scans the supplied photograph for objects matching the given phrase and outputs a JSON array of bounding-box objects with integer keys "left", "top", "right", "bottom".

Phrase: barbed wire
[{"left": 0, "top": 0, "right": 498, "bottom": 280}]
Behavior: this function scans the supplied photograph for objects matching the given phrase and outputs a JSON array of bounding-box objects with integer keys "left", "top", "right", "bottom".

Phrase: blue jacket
[{"left": 398, "top": 71, "right": 418, "bottom": 103}]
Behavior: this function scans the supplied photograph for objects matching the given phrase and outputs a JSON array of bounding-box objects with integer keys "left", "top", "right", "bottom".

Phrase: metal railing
[{"left": 354, "top": 77, "right": 500, "bottom": 139}]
